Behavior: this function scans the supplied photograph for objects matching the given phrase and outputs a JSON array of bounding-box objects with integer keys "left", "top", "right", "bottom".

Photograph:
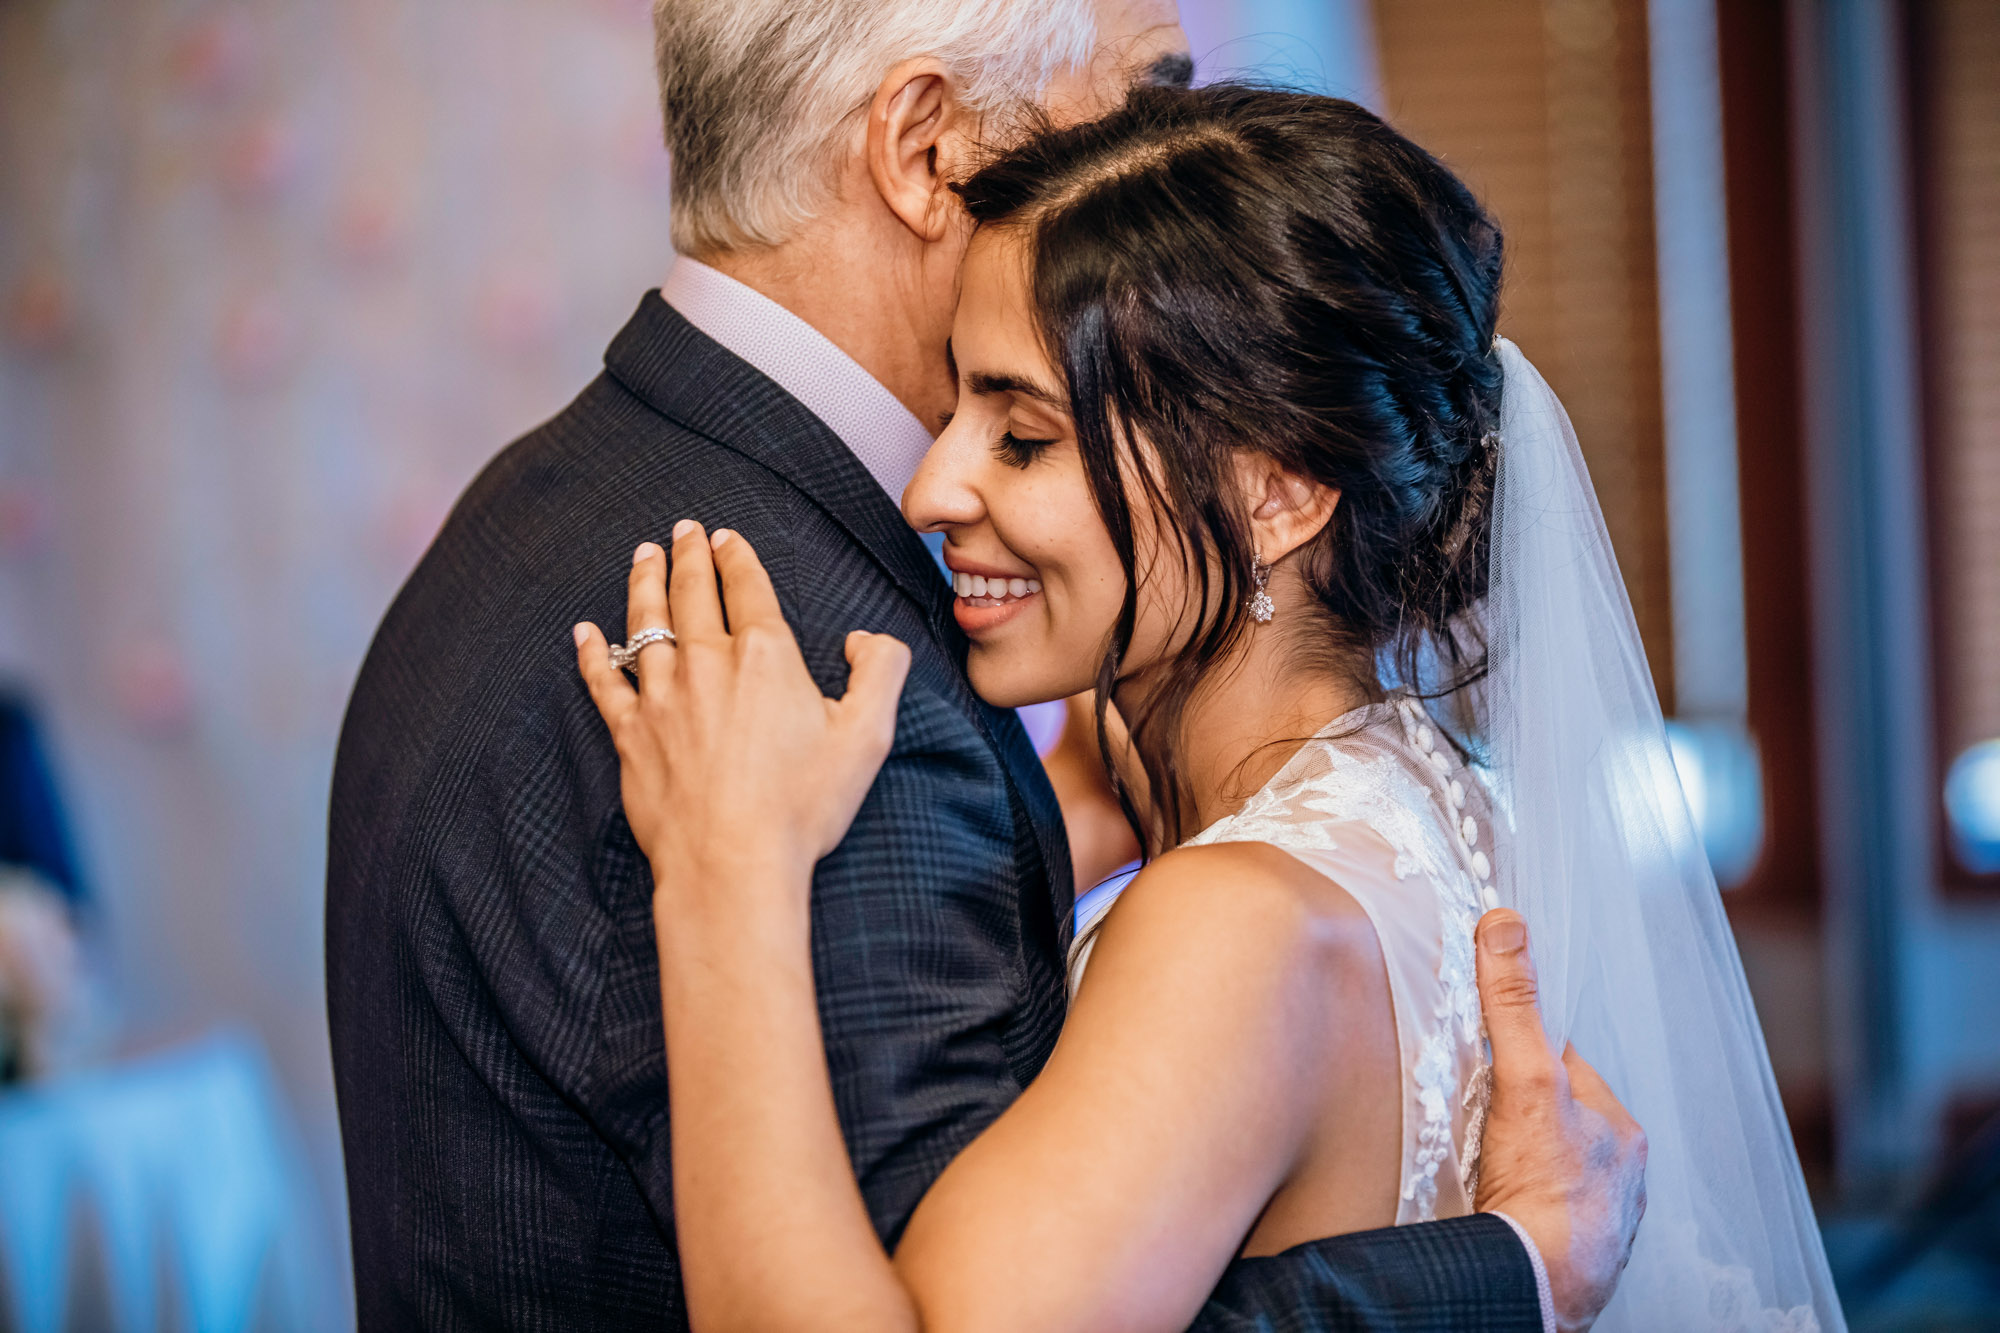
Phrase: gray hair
[{"left": 653, "top": 0, "right": 1099, "bottom": 255}]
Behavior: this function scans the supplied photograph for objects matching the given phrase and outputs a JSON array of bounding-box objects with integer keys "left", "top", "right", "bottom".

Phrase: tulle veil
[{"left": 1441, "top": 339, "right": 1843, "bottom": 1330}]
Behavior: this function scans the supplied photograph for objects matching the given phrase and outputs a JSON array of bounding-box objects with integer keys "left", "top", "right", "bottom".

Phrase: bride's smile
[
  {"left": 941, "top": 555, "right": 1041, "bottom": 630},
  {"left": 907, "top": 230, "right": 1130, "bottom": 710}
]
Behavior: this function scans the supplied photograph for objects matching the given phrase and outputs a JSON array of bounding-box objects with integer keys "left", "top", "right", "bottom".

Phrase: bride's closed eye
[{"left": 994, "top": 428, "right": 1057, "bottom": 469}]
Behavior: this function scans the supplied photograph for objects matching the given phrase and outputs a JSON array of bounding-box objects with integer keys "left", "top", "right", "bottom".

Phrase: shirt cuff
[{"left": 1488, "top": 1211, "right": 1557, "bottom": 1333}]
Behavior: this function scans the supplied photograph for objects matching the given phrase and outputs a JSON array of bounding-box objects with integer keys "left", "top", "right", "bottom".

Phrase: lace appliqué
[
  {"left": 1640, "top": 1224, "right": 1824, "bottom": 1332},
  {"left": 1459, "top": 1060, "right": 1491, "bottom": 1202},
  {"left": 1187, "top": 713, "right": 1491, "bottom": 1223},
  {"left": 1186, "top": 742, "right": 1444, "bottom": 881},
  {"left": 1702, "top": 1259, "right": 1821, "bottom": 1332}
]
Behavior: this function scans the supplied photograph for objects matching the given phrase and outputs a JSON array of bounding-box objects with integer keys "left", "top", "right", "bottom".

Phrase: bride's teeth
[{"left": 951, "top": 571, "right": 1043, "bottom": 602}]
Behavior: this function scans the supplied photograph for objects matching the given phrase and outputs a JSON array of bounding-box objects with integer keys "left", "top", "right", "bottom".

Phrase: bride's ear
[
  {"left": 866, "top": 58, "right": 971, "bottom": 244},
  {"left": 1239, "top": 455, "right": 1339, "bottom": 562}
]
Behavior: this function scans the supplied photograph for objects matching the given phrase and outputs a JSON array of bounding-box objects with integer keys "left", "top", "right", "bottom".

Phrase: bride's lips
[{"left": 945, "top": 559, "right": 1042, "bottom": 636}]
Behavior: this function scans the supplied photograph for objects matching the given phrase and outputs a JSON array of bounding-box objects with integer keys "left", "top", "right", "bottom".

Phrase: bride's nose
[{"left": 902, "top": 416, "right": 988, "bottom": 535}]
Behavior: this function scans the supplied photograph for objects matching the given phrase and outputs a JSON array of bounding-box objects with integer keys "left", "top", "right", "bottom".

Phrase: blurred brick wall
[{"left": 1368, "top": 0, "right": 1675, "bottom": 708}]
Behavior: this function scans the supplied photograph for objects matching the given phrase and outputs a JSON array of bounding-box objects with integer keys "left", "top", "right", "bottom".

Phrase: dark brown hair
[{"left": 957, "top": 83, "right": 1505, "bottom": 848}]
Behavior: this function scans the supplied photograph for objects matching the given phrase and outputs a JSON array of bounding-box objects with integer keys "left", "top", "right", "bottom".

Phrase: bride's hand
[{"left": 573, "top": 520, "right": 911, "bottom": 903}]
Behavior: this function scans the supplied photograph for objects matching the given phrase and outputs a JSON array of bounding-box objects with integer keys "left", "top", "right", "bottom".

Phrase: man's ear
[
  {"left": 1239, "top": 453, "right": 1340, "bottom": 562},
  {"left": 866, "top": 58, "right": 966, "bottom": 243}
]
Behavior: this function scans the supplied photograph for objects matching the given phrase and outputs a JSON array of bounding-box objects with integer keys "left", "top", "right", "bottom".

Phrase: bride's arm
[
  {"left": 578, "top": 525, "right": 916, "bottom": 1331},
  {"left": 575, "top": 526, "right": 1363, "bottom": 1333},
  {"left": 890, "top": 840, "right": 1371, "bottom": 1331}
]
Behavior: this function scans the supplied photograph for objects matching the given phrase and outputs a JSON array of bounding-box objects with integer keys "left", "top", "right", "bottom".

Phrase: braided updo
[{"left": 957, "top": 83, "right": 1505, "bottom": 844}]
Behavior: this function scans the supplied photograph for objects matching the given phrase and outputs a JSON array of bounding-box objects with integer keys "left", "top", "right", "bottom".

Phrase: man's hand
[{"left": 1473, "top": 910, "right": 1647, "bottom": 1332}]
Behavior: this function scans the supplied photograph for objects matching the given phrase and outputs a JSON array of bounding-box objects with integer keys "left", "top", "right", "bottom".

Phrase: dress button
[
  {"left": 1482, "top": 886, "right": 1500, "bottom": 910},
  {"left": 1417, "top": 725, "right": 1434, "bottom": 752},
  {"left": 1461, "top": 816, "right": 1478, "bottom": 846},
  {"left": 1448, "top": 779, "right": 1465, "bottom": 808},
  {"left": 1428, "top": 749, "right": 1451, "bottom": 774},
  {"left": 1470, "top": 850, "right": 1491, "bottom": 880}
]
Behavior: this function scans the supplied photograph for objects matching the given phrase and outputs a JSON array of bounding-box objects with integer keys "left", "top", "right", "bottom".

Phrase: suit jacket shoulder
[{"left": 328, "top": 294, "right": 1069, "bottom": 1329}]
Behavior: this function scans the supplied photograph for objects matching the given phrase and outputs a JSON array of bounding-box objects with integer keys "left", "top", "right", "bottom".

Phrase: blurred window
[{"left": 1911, "top": 0, "right": 2000, "bottom": 890}]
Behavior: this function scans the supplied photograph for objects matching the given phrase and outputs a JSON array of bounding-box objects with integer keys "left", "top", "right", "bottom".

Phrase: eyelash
[{"left": 994, "top": 430, "right": 1055, "bottom": 469}]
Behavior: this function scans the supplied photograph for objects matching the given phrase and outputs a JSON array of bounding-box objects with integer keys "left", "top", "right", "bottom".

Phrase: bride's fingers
[
  {"left": 838, "top": 631, "right": 911, "bottom": 757},
  {"left": 708, "top": 528, "right": 784, "bottom": 630},
  {"left": 574, "top": 622, "right": 638, "bottom": 732},
  {"left": 667, "top": 519, "right": 727, "bottom": 642},
  {"left": 625, "top": 542, "right": 674, "bottom": 669}
]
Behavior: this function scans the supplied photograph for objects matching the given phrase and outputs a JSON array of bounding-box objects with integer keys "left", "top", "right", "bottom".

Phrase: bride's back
[{"left": 1068, "top": 698, "right": 1495, "bottom": 1253}]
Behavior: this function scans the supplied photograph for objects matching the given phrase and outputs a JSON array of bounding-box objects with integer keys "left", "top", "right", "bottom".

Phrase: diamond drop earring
[{"left": 1248, "top": 553, "right": 1275, "bottom": 624}]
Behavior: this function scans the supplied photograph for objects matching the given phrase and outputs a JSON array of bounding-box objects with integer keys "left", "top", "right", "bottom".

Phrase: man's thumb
[{"left": 1476, "top": 909, "right": 1556, "bottom": 1082}]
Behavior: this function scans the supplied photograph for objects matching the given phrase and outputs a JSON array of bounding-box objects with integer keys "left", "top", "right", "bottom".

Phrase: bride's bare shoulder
[{"left": 1089, "top": 841, "right": 1382, "bottom": 987}]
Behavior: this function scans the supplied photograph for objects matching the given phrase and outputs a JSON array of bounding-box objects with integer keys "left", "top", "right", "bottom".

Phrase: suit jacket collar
[{"left": 604, "top": 291, "right": 954, "bottom": 632}]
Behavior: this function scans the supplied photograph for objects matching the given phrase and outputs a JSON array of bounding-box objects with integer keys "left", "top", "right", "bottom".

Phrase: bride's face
[{"left": 903, "top": 230, "right": 1186, "bottom": 707}]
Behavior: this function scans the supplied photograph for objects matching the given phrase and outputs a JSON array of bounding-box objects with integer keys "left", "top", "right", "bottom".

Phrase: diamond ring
[{"left": 607, "top": 626, "right": 676, "bottom": 674}]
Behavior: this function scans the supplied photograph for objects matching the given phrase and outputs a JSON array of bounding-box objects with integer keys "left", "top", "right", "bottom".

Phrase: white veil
[{"left": 1470, "top": 338, "right": 1843, "bottom": 1330}]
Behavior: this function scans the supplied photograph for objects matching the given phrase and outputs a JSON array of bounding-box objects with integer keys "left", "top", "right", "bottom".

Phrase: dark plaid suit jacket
[{"left": 326, "top": 293, "right": 1543, "bottom": 1332}]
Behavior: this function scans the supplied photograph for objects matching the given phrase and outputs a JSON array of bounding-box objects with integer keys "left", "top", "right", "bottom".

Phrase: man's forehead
[
  {"left": 1093, "top": 0, "right": 1189, "bottom": 69},
  {"left": 1041, "top": 1, "right": 1192, "bottom": 121},
  {"left": 1094, "top": 0, "right": 1183, "bottom": 38}
]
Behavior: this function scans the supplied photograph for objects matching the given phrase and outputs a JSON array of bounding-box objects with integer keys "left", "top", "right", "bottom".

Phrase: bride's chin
[{"left": 965, "top": 650, "right": 1071, "bottom": 712}]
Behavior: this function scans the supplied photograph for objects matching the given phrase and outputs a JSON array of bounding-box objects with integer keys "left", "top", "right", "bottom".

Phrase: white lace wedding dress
[{"left": 1067, "top": 693, "right": 1494, "bottom": 1225}]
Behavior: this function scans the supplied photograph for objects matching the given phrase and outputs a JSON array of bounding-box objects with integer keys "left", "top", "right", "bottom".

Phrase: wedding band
[{"left": 607, "top": 626, "right": 676, "bottom": 674}]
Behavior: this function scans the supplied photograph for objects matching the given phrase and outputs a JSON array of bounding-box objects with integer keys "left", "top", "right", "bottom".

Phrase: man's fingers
[
  {"left": 839, "top": 631, "right": 911, "bottom": 752},
  {"left": 1560, "top": 1044, "right": 1627, "bottom": 1124},
  {"left": 709, "top": 529, "right": 785, "bottom": 630},
  {"left": 1476, "top": 909, "right": 1561, "bottom": 1095},
  {"left": 1564, "top": 1043, "right": 1648, "bottom": 1162},
  {"left": 574, "top": 622, "right": 638, "bottom": 732},
  {"left": 667, "top": 519, "right": 726, "bottom": 642},
  {"left": 1561, "top": 1044, "right": 1612, "bottom": 1103}
]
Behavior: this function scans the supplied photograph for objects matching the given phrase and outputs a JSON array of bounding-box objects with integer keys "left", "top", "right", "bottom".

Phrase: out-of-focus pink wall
[{"left": 0, "top": 0, "right": 673, "bottom": 1273}]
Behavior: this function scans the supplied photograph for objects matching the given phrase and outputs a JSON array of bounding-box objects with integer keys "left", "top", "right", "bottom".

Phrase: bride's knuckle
[{"left": 739, "top": 626, "right": 785, "bottom": 659}]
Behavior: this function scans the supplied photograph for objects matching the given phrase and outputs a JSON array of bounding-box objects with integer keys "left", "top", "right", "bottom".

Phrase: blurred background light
[
  {"left": 1944, "top": 740, "right": 2000, "bottom": 875},
  {"left": 1665, "top": 719, "right": 1765, "bottom": 888}
]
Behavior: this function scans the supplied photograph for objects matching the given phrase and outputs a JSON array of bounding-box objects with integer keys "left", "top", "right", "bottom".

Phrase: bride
[{"left": 573, "top": 84, "right": 1842, "bottom": 1332}]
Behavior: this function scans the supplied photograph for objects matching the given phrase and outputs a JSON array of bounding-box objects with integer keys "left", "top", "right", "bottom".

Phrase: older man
[{"left": 327, "top": 1, "right": 1643, "bottom": 1328}]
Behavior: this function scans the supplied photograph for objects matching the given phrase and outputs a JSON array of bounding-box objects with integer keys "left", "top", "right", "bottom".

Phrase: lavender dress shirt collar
[{"left": 660, "top": 257, "right": 937, "bottom": 507}]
